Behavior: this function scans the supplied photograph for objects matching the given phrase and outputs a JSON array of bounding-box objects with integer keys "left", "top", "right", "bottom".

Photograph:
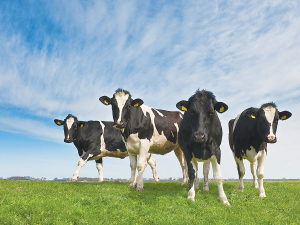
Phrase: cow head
[
  {"left": 99, "top": 88, "right": 143, "bottom": 129},
  {"left": 246, "top": 103, "right": 291, "bottom": 143},
  {"left": 54, "top": 114, "right": 85, "bottom": 143},
  {"left": 176, "top": 90, "right": 228, "bottom": 143}
]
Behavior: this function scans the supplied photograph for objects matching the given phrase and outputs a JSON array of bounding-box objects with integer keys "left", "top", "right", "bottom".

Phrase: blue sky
[{"left": 1, "top": 0, "right": 300, "bottom": 180}]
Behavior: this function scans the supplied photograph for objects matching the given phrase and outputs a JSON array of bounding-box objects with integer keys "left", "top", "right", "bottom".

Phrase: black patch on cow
[
  {"left": 178, "top": 90, "right": 224, "bottom": 165},
  {"left": 151, "top": 109, "right": 182, "bottom": 144},
  {"left": 102, "top": 121, "right": 127, "bottom": 154},
  {"left": 122, "top": 106, "right": 154, "bottom": 141}
]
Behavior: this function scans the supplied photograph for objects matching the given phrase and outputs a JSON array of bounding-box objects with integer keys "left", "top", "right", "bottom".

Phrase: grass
[{"left": 0, "top": 180, "right": 299, "bottom": 224}]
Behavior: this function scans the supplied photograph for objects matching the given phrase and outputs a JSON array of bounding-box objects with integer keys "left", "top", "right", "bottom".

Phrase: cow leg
[
  {"left": 136, "top": 140, "right": 151, "bottom": 191},
  {"left": 203, "top": 160, "right": 210, "bottom": 191},
  {"left": 210, "top": 155, "right": 230, "bottom": 205},
  {"left": 250, "top": 161, "right": 258, "bottom": 188},
  {"left": 235, "top": 157, "right": 245, "bottom": 192},
  {"left": 147, "top": 154, "right": 159, "bottom": 182},
  {"left": 96, "top": 158, "right": 103, "bottom": 182},
  {"left": 174, "top": 147, "right": 189, "bottom": 185},
  {"left": 71, "top": 153, "right": 93, "bottom": 182},
  {"left": 191, "top": 158, "right": 199, "bottom": 190},
  {"left": 128, "top": 152, "right": 137, "bottom": 188},
  {"left": 257, "top": 150, "right": 267, "bottom": 198},
  {"left": 186, "top": 158, "right": 196, "bottom": 201}
]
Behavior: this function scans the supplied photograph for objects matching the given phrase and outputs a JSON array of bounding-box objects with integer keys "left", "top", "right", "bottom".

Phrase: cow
[
  {"left": 176, "top": 90, "right": 230, "bottom": 205},
  {"left": 99, "top": 88, "right": 188, "bottom": 191},
  {"left": 229, "top": 103, "right": 291, "bottom": 197},
  {"left": 54, "top": 114, "right": 159, "bottom": 182}
]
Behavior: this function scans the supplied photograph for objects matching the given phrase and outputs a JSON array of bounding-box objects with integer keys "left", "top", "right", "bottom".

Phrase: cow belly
[
  {"left": 241, "top": 146, "right": 264, "bottom": 163},
  {"left": 90, "top": 149, "right": 128, "bottom": 160},
  {"left": 149, "top": 141, "right": 177, "bottom": 155}
]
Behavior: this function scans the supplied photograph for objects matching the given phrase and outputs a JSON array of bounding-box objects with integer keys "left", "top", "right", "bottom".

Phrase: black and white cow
[
  {"left": 176, "top": 90, "right": 230, "bottom": 205},
  {"left": 99, "top": 89, "right": 188, "bottom": 191},
  {"left": 54, "top": 114, "right": 159, "bottom": 182},
  {"left": 229, "top": 103, "right": 291, "bottom": 197}
]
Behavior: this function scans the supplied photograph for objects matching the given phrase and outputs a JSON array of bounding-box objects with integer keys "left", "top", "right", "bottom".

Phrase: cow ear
[
  {"left": 77, "top": 121, "right": 85, "bottom": 128},
  {"left": 279, "top": 111, "right": 292, "bottom": 120},
  {"left": 99, "top": 96, "right": 112, "bottom": 105},
  {"left": 215, "top": 102, "right": 228, "bottom": 113},
  {"left": 54, "top": 119, "right": 64, "bottom": 126},
  {"left": 176, "top": 100, "right": 189, "bottom": 112},
  {"left": 131, "top": 98, "right": 143, "bottom": 107},
  {"left": 245, "top": 108, "right": 258, "bottom": 119}
]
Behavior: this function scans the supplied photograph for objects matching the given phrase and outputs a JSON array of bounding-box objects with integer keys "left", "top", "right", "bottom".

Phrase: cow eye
[
  {"left": 209, "top": 111, "right": 214, "bottom": 116},
  {"left": 127, "top": 105, "right": 131, "bottom": 109}
]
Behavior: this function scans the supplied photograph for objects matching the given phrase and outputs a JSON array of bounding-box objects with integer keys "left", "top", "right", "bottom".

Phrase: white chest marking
[
  {"left": 263, "top": 106, "right": 276, "bottom": 136},
  {"left": 115, "top": 92, "right": 130, "bottom": 122},
  {"left": 99, "top": 121, "right": 106, "bottom": 151}
]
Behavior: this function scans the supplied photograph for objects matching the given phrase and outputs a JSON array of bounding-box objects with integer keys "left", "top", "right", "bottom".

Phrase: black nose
[{"left": 193, "top": 132, "right": 205, "bottom": 142}]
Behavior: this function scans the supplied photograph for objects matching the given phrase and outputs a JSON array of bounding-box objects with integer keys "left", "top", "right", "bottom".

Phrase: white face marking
[
  {"left": 263, "top": 106, "right": 276, "bottom": 137},
  {"left": 66, "top": 117, "right": 75, "bottom": 130},
  {"left": 114, "top": 92, "right": 130, "bottom": 122},
  {"left": 66, "top": 117, "right": 75, "bottom": 139}
]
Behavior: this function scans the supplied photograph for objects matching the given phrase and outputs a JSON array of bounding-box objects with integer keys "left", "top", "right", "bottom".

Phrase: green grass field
[{"left": 0, "top": 180, "right": 299, "bottom": 224}]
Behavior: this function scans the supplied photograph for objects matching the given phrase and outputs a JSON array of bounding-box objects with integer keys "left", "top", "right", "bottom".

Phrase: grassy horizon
[{"left": 0, "top": 180, "right": 299, "bottom": 224}]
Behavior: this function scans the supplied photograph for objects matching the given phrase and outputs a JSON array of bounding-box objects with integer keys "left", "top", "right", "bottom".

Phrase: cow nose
[
  {"left": 194, "top": 132, "right": 205, "bottom": 142},
  {"left": 115, "top": 121, "right": 125, "bottom": 129},
  {"left": 64, "top": 138, "right": 71, "bottom": 143},
  {"left": 267, "top": 135, "right": 275, "bottom": 141}
]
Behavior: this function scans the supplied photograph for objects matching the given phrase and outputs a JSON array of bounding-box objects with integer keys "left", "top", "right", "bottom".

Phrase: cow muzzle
[
  {"left": 193, "top": 132, "right": 206, "bottom": 143},
  {"left": 64, "top": 138, "right": 73, "bottom": 143},
  {"left": 114, "top": 121, "right": 125, "bottom": 129},
  {"left": 267, "top": 135, "right": 277, "bottom": 143}
]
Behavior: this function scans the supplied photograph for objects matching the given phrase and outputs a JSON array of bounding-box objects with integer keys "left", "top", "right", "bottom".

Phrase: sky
[{"left": 0, "top": 0, "right": 300, "bottom": 181}]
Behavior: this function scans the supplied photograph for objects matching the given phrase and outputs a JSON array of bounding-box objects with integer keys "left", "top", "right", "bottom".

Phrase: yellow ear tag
[
  {"left": 57, "top": 121, "right": 61, "bottom": 125},
  {"left": 219, "top": 106, "right": 224, "bottom": 113},
  {"left": 251, "top": 114, "right": 256, "bottom": 119},
  {"left": 181, "top": 106, "right": 187, "bottom": 111},
  {"left": 134, "top": 103, "right": 139, "bottom": 107},
  {"left": 104, "top": 100, "right": 109, "bottom": 105},
  {"left": 281, "top": 115, "right": 286, "bottom": 120},
  {"left": 80, "top": 124, "right": 83, "bottom": 128}
]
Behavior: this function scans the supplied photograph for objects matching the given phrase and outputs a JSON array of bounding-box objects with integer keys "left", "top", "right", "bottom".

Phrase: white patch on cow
[
  {"left": 263, "top": 106, "right": 276, "bottom": 138},
  {"left": 114, "top": 91, "right": 130, "bottom": 122},
  {"left": 66, "top": 117, "right": 75, "bottom": 139},
  {"left": 233, "top": 112, "right": 242, "bottom": 132},
  {"left": 153, "top": 108, "right": 164, "bottom": 117},
  {"left": 80, "top": 150, "right": 86, "bottom": 158},
  {"left": 179, "top": 113, "right": 183, "bottom": 119},
  {"left": 171, "top": 131, "right": 174, "bottom": 137},
  {"left": 66, "top": 117, "right": 75, "bottom": 130},
  {"left": 242, "top": 146, "right": 264, "bottom": 163},
  {"left": 99, "top": 121, "right": 106, "bottom": 151},
  {"left": 96, "top": 162, "right": 103, "bottom": 182}
]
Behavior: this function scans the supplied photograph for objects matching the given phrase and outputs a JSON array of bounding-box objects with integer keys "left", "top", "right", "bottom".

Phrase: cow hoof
[
  {"left": 259, "top": 192, "right": 266, "bottom": 198},
  {"left": 71, "top": 179, "right": 77, "bottom": 182},
  {"left": 203, "top": 186, "right": 209, "bottom": 191},
  {"left": 187, "top": 196, "right": 195, "bottom": 202},
  {"left": 128, "top": 183, "right": 136, "bottom": 188},
  {"left": 238, "top": 188, "right": 244, "bottom": 192},
  {"left": 222, "top": 200, "right": 230, "bottom": 206},
  {"left": 181, "top": 181, "right": 188, "bottom": 185},
  {"left": 136, "top": 187, "right": 144, "bottom": 192},
  {"left": 154, "top": 178, "right": 160, "bottom": 182}
]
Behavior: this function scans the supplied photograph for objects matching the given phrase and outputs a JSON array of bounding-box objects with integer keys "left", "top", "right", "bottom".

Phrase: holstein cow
[
  {"left": 99, "top": 89, "right": 188, "bottom": 191},
  {"left": 229, "top": 103, "right": 291, "bottom": 197},
  {"left": 54, "top": 114, "right": 159, "bottom": 182},
  {"left": 176, "top": 90, "right": 230, "bottom": 205}
]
